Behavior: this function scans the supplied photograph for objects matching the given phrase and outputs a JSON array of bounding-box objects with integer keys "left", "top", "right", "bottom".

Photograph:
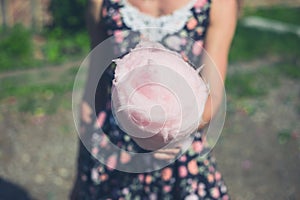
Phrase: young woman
[{"left": 71, "top": 0, "right": 238, "bottom": 199}]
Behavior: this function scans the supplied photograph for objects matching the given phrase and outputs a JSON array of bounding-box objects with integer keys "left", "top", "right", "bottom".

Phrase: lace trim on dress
[{"left": 120, "top": 0, "right": 198, "bottom": 41}]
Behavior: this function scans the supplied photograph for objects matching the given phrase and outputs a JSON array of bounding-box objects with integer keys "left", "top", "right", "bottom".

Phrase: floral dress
[{"left": 71, "top": 0, "right": 230, "bottom": 199}]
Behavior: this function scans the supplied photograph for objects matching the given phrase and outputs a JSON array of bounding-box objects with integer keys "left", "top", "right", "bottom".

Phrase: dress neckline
[{"left": 121, "top": 0, "right": 198, "bottom": 20}]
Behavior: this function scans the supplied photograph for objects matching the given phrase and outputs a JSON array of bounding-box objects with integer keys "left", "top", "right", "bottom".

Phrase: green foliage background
[{"left": 48, "top": 0, "right": 87, "bottom": 32}]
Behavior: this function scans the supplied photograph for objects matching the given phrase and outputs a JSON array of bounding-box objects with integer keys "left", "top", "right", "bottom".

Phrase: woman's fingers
[
  {"left": 153, "top": 147, "right": 181, "bottom": 160},
  {"left": 81, "top": 101, "right": 92, "bottom": 124},
  {"left": 155, "top": 148, "right": 180, "bottom": 154},
  {"left": 153, "top": 153, "right": 175, "bottom": 160}
]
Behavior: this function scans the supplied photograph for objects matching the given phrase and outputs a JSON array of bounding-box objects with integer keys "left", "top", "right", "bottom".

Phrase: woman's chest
[
  {"left": 101, "top": 0, "right": 211, "bottom": 66},
  {"left": 126, "top": 0, "right": 192, "bottom": 18},
  {"left": 101, "top": 0, "right": 211, "bottom": 36}
]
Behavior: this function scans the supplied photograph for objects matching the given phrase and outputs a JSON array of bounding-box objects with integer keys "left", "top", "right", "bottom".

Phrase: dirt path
[
  {"left": 0, "top": 62, "right": 78, "bottom": 78},
  {"left": 215, "top": 77, "right": 300, "bottom": 200}
]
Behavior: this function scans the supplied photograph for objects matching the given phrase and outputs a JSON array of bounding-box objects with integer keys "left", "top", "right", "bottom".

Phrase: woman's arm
[
  {"left": 154, "top": 0, "right": 238, "bottom": 160},
  {"left": 71, "top": 3, "right": 105, "bottom": 198},
  {"left": 81, "top": 0, "right": 106, "bottom": 123},
  {"left": 198, "top": 0, "right": 238, "bottom": 129},
  {"left": 87, "top": 0, "right": 105, "bottom": 48}
]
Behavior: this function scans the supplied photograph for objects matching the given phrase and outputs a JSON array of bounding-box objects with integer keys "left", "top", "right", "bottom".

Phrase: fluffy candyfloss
[{"left": 111, "top": 41, "right": 208, "bottom": 150}]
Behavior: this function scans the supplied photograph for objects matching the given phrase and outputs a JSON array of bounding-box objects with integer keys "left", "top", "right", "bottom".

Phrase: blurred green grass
[
  {"left": 42, "top": 28, "right": 89, "bottom": 64},
  {"left": 243, "top": 7, "right": 300, "bottom": 25},
  {"left": 0, "top": 69, "right": 75, "bottom": 114},
  {"left": 0, "top": 25, "right": 35, "bottom": 71},
  {"left": 229, "top": 7, "right": 300, "bottom": 61},
  {"left": 229, "top": 26, "right": 300, "bottom": 61},
  {"left": 0, "top": 26, "right": 89, "bottom": 72},
  {"left": 226, "top": 58, "right": 299, "bottom": 99}
]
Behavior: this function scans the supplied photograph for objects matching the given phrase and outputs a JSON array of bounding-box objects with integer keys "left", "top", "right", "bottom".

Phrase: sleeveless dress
[{"left": 72, "top": 0, "right": 230, "bottom": 199}]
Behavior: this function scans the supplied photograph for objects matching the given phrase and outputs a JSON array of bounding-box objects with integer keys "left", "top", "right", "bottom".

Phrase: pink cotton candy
[{"left": 111, "top": 40, "right": 208, "bottom": 150}]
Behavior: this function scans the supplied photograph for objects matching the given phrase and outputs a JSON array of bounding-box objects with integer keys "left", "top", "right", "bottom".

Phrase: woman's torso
[
  {"left": 92, "top": 0, "right": 212, "bottom": 150},
  {"left": 100, "top": 0, "right": 211, "bottom": 61},
  {"left": 121, "top": 0, "right": 194, "bottom": 18}
]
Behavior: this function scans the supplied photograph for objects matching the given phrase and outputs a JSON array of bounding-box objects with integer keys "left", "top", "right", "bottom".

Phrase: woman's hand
[
  {"left": 153, "top": 147, "right": 181, "bottom": 160},
  {"left": 81, "top": 101, "right": 93, "bottom": 124}
]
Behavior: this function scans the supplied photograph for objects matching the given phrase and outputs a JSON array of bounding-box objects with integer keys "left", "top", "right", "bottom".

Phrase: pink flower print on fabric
[
  {"left": 95, "top": 111, "right": 107, "bottom": 128},
  {"left": 207, "top": 173, "right": 214, "bottom": 183},
  {"left": 192, "top": 41, "right": 203, "bottom": 56},
  {"left": 114, "top": 30, "right": 124, "bottom": 43},
  {"left": 161, "top": 167, "right": 173, "bottom": 181},
  {"left": 92, "top": 147, "right": 99, "bottom": 156},
  {"left": 194, "top": 0, "right": 208, "bottom": 10},
  {"left": 91, "top": 168, "right": 100, "bottom": 183},
  {"left": 210, "top": 187, "right": 220, "bottom": 199},
  {"left": 188, "top": 160, "right": 199, "bottom": 175},
  {"left": 198, "top": 183, "right": 206, "bottom": 197},
  {"left": 187, "top": 17, "right": 198, "bottom": 30},
  {"left": 191, "top": 180, "right": 198, "bottom": 192},
  {"left": 179, "top": 166, "right": 188, "bottom": 178},
  {"left": 112, "top": 12, "right": 122, "bottom": 27},
  {"left": 138, "top": 174, "right": 144, "bottom": 182},
  {"left": 192, "top": 141, "right": 203, "bottom": 153},
  {"left": 102, "top": 7, "right": 107, "bottom": 17},
  {"left": 107, "top": 154, "right": 117, "bottom": 170},
  {"left": 215, "top": 171, "right": 222, "bottom": 181},
  {"left": 99, "top": 135, "right": 109, "bottom": 148},
  {"left": 179, "top": 155, "right": 187, "bottom": 162},
  {"left": 145, "top": 175, "right": 152, "bottom": 184},
  {"left": 163, "top": 185, "right": 172, "bottom": 193},
  {"left": 112, "top": 13, "right": 121, "bottom": 20},
  {"left": 185, "top": 194, "right": 199, "bottom": 200},
  {"left": 120, "top": 151, "right": 131, "bottom": 164}
]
